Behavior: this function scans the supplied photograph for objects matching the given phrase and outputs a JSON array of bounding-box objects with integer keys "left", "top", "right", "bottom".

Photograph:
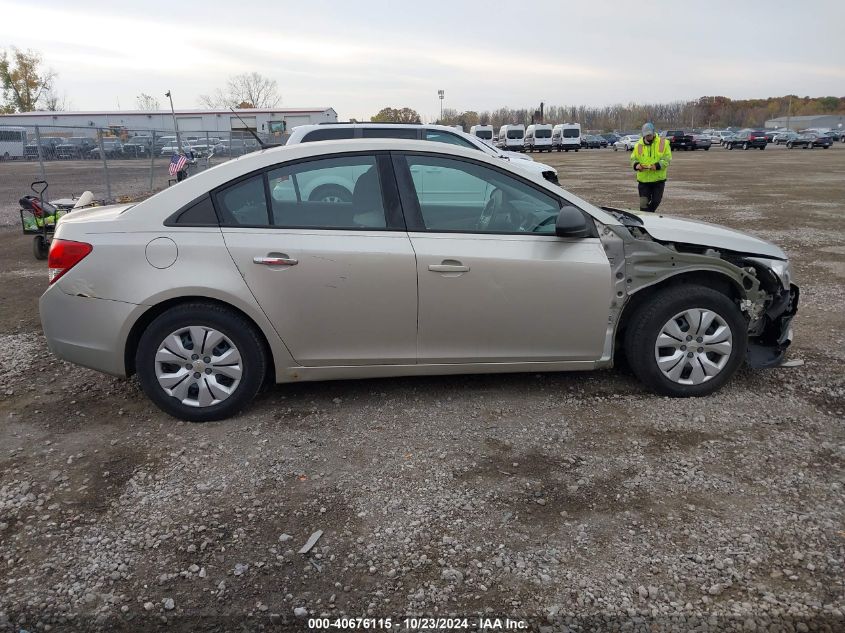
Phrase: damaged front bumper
[{"left": 747, "top": 283, "right": 799, "bottom": 369}]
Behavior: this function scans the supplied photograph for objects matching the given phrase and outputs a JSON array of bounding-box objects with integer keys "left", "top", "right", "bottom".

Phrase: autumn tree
[
  {"left": 198, "top": 72, "right": 281, "bottom": 109},
  {"left": 0, "top": 47, "right": 56, "bottom": 112},
  {"left": 136, "top": 92, "right": 160, "bottom": 110},
  {"left": 436, "top": 109, "right": 479, "bottom": 129},
  {"left": 370, "top": 107, "right": 421, "bottom": 123}
]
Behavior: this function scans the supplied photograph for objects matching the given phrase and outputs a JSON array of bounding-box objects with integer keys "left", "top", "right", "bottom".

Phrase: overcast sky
[{"left": 1, "top": 0, "right": 843, "bottom": 121}]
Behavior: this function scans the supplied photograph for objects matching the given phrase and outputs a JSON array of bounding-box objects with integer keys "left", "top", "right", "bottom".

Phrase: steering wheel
[
  {"left": 476, "top": 188, "right": 503, "bottom": 231},
  {"left": 521, "top": 214, "right": 557, "bottom": 233}
]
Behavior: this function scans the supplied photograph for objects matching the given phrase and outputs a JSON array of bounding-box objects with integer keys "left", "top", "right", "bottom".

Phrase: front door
[
  {"left": 395, "top": 153, "right": 612, "bottom": 364},
  {"left": 218, "top": 153, "right": 417, "bottom": 366}
]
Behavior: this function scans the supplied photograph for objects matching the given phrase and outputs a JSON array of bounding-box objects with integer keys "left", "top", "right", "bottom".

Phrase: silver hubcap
[
  {"left": 654, "top": 309, "right": 733, "bottom": 385},
  {"left": 154, "top": 326, "right": 243, "bottom": 408}
]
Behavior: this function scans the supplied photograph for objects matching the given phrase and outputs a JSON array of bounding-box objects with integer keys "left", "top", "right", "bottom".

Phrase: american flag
[{"left": 169, "top": 153, "right": 188, "bottom": 176}]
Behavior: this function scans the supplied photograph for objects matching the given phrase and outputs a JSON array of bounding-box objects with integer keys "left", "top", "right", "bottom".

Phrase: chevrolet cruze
[{"left": 40, "top": 139, "right": 798, "bottom": 421}]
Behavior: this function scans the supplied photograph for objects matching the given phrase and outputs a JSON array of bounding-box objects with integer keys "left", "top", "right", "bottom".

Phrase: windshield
[
  {"left": 536, "top": 129, "right": 552, "bottom": 138},
  {"left": 507, "top": 129, "right": 524, "bottom": 139},
  {"left": 563, "top": 129, "right": 580, "bottom": 138}
]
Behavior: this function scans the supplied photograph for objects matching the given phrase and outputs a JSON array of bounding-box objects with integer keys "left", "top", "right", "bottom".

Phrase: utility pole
[
  {"left": 438, "top": 89, "right": 444, "bottom": 122},
  {"left": 786, "top": 95, "right": 793, "bottom": 131},
  {"left": 165, "top": 90, "right": 182, "bottom": 152}
]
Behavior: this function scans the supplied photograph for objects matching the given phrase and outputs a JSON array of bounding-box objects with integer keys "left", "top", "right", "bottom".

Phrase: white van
[
  {"left": 470, "top": 125, "right": 494, "bottom": 143},
  {"left": 524, "top": 124, "right": 553, "bottom": 152},
  {"left": 552, "top": 123, "right": 581, "bottom": 152},
  {"left": 497, "top": 124, "right": 525, "bottom": 151}
]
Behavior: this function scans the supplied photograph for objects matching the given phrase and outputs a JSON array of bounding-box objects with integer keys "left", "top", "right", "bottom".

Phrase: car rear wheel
[
  {"left": 624, "top": 285, "right": 747, "bottom": 397},
  {"left": 136, "top": 303, "right": 267, "bottom": 422},
  {"left": 742, "top": 142, "right": 749, "bottom": 150},
  {"left": 786, "top": 142, "right": 793, "bottom": 149},
  {"left": 727, "top": 143, "right": 734, "bottom": 150}
]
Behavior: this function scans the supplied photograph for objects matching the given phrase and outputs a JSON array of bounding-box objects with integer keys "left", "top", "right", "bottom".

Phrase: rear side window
[
  {"left": 301, "top": 128, "right": 355, "bottom": 142},
  {"left": 267, "top": 155, "right": 386, "bottom": 229},
  {"left": 215, "top": 175, "right": 269, "bottom": 226},
  {"left": 362, "top": 128, "right": 418, "bottom": 139}
]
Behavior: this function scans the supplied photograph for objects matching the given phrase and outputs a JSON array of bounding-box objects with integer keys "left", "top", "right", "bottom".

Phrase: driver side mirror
[{"left": 555, "top": 205, "right": 593, "bottom": 238}]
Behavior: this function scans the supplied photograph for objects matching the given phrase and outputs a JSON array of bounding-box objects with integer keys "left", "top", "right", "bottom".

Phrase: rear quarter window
[{"left": 301, "top": 128, "right": 356, "bottom": 142}]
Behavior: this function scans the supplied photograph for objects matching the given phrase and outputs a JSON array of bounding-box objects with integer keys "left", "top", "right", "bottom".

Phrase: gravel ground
[{"left": 0, "top": 144, "right": 843, "bottom": 632}]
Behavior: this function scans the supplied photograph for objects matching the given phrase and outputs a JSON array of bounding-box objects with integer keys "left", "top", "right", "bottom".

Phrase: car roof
[{"left": 124, "top": 138, "right": 617, "bottom": 227}]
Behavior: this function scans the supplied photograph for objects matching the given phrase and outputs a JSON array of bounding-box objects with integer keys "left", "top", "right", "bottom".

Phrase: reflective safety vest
[{"left": 630, "top": 134, "right": 672, "bottom": 183}]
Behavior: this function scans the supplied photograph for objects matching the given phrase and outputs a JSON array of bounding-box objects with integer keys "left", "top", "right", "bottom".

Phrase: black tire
[
  {"left": 704, "top": 146, "right": 710, "bottom": 151},
  {"left": 727, "top": 143, "right": 734, "bottom": 150},
  {"left": 308, "top": 184, "right": 352, "bottom": 203},
  {"left": 33, "top": 235, "right": 49, "bottom": 260},
  {"left": 786, "top": 142, "right": 793, "bottom": 149},
  {"left": 623, "top": 284, "right": 747, "bottom": 397},
  {"left": 742, "top": 142, "right": 749, "bottom": 150},
  {"left": 135, "top": 302, "right": 268, "bottom": 422},
  {"left": 759, "top": 145, "right": 765, "bottom": 150}
]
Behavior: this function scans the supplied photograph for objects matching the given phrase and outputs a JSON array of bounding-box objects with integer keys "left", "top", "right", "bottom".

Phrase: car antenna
[{"left": 229, "top": 108, "right": 278, "bottom": 149}]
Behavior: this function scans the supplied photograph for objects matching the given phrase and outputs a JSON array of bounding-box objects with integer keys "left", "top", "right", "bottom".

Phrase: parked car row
[
  {"left": 470, "top": 124, "right": 842, "bottom": 155},
  {"left": 22, "top": 134, "right": 263, "bottom": 160}
]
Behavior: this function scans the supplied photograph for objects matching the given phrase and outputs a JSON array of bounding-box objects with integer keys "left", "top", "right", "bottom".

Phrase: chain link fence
[{"left": 0, "top": 124, "right": 281, "bottom": 227}]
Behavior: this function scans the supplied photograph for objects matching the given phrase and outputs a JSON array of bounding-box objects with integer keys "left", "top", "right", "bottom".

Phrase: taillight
[{"left": 48, "top": 239, "right": 93, "bottom": 284}]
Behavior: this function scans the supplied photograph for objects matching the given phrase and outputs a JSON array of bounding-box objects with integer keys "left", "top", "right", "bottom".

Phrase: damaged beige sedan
[{"left": 39, "top": 139, "right": 798, "bottom": 421}]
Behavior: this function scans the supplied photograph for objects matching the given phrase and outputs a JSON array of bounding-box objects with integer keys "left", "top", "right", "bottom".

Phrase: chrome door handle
[
  {"left": 428, "top": 262, "right": 469, "bottom": 273},
  {"left": 253, "top": 256, "right": 298, "bottom": 266}
]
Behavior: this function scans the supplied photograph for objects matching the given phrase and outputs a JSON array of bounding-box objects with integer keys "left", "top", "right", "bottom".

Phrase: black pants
[
  {"left": 637, "top": 180, "right": 666, "bottom": 212},
  {"left": 176, "top": 168, "right": 188, "bottom": 182}
]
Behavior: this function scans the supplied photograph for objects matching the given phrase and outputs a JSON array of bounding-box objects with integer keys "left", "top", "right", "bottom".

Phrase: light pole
[
  {"left": 165, "top": 90, "right": 182, "bottom": 152},
  {"left": 438, "top": 89, "right": 444, "bottom": 122}
]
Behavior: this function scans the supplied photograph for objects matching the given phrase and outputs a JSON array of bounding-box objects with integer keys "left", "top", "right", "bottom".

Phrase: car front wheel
[
  {"left": 136, "top": 303, "right": 267, "bottom": 421},
  {"left": 624, "top": 285, "right": 747, "bottom": 397}
]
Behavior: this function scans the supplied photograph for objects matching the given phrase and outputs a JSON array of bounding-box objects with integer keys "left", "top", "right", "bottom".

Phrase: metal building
[
  {"left": 764, "top": 113, "right": 845, "bottom": 131},
  {"left": 0, "top": 107, "right": 338, "bottom": 135}
]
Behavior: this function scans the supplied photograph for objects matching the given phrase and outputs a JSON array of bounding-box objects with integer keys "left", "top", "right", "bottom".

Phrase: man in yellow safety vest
[{"left": 630, "top": 122, "right": 672, "bottom": 212}]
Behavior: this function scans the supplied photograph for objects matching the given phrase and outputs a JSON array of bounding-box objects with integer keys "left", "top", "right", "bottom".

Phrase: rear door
[
  {"left": 394, "top": 152, "right": 612, "bottom": 364},
  {"left": 218, "top": 152, "right": 418, "bottom": 366}
]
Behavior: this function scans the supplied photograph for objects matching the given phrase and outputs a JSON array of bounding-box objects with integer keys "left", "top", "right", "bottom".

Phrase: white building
[
  {"left": 764, "top": 113, "right": 845, "bottom": 131},
  {"left": 0, "top": 107, "right": 338, "bottom": 136}
]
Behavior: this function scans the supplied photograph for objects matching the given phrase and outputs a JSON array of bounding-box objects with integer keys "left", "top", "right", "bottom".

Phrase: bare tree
[
  {"left": 41, "top": 89, "right": 69, "bottom": 111},
  {"left": 198, "top": 72, "right": 280, "bottom": 109},
  {"left": 136, "top": 92, "right": 160, "bottom": 110}
]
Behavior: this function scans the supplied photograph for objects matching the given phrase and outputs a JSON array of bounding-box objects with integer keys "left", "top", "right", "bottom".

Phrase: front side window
[
  {"left": 267, "top": 155, "right": 386, "bottom": 229},
  {"left": 424, "top": 129, "right": 476, "bottom": 149},
  {"left": 404, "top": 155, "right": 562, "bottom": 234}
]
